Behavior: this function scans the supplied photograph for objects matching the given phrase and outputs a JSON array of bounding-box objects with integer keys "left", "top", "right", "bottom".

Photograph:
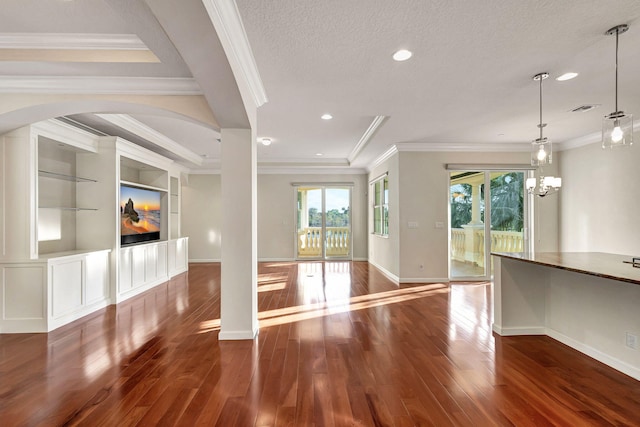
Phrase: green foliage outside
[
  {"left": 450, "top": 183, "right": 472, "bottom": 228},
  {"left": 490, "top": 172, "right": 523, "bottom": 231},
  {"left": 450, "top": 172, "right": 523, "bottom": 231},
  {"left": 308, "top": 207, "right": 350, "bottom": 227}
]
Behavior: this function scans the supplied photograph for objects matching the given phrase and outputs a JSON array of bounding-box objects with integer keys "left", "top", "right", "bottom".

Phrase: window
[{"left": 372, "top": 175, "right": 388, "bottom": 236}]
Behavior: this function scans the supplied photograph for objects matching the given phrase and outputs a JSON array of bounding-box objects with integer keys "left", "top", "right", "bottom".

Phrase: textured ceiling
[
  {"left": 1, "top": 1, "right": 640, "bottom": 171},
  {"left": 236, "top": 0, "right": 640, "bottom": 167}
]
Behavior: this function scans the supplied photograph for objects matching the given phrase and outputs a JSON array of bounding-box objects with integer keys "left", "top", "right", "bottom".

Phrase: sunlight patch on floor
[{"left": 197, "top": 283, "right": 450, "bottom": 334}]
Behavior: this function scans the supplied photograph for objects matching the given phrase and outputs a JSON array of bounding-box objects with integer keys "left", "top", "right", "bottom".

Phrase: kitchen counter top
[{"left": 491, "top": 252, "right": 640, "bottom": 286}]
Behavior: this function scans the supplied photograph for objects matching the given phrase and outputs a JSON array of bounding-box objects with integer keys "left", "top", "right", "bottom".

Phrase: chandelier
[{"left": 527, "top": 72, "right": 561, "bottom": 197}]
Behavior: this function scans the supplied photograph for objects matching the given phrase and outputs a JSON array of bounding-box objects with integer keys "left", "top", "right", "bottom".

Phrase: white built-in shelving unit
[{"left": 0, "top": 119, "right": 188, "bottom": 333}]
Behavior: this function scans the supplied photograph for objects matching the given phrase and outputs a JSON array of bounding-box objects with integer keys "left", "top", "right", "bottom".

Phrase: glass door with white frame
[
  {"left": 449, "top": 170, "right": 527, "bottom": 280},
  {"left": 488, "top": 171, "right": 526, "bottom": 275},
  {"left": 450, "top": 171, "right": 488, "bottom": 279},
  {"left": 324, "top": 188, "right": 351, "bottom": 259},
  {"left": 296, "top": 186, "right": 351, "bottom": 260}
]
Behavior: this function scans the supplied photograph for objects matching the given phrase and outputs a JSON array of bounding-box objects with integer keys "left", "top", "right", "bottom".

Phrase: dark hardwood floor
[{"left": 1, "top": 261, "right": 639, "bottom": 426}]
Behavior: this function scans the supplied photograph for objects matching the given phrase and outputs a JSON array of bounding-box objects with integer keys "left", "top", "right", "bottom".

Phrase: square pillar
[{"left": 219, "top": 128, "right": 258, "bottom": 340}]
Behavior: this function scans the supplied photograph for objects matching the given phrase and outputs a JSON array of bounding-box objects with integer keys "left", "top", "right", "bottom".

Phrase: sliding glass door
[
  {"left": 449, "top": 170, "right": 527, "bottom": 280},
  {"left": 296, "top": 186, "right": 351, "bottom": 260}
]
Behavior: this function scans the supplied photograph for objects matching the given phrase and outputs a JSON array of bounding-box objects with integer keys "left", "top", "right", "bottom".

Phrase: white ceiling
[{"left": 1, "top": 0, "right": 640, "bottom": 171}]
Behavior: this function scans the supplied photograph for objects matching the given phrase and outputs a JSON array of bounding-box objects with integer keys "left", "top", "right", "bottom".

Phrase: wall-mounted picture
[{"left": 120, "top": 184, "right": 161, "bottom": 245}]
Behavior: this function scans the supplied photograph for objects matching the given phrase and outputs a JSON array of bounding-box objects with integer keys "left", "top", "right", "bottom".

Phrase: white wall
[
  {"left": 257, "top": 173, "right": 368, "bottom": 260},
  {"left": 559, "top": 135, "right": 640, "bottom": 256},
  {"left": 182, "top": 172, "right": 368, "bottom": 262},
  {"left": 182, "top": 174, "right": 222, "bottom": 262},
  {"left": 368, "top": 150, "right": 558, "bottom": 282},
  {"left": 368, "top": 155, "right": 400, "bottom": 279}
]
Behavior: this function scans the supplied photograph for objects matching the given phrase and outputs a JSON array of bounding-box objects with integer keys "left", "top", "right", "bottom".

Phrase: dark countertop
[{"left": 491, "top": 252, "right": 640, "bottom": 286}]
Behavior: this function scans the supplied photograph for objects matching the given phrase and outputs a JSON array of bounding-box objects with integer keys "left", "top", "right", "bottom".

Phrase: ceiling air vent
[{"left": 570, "top": 104, "right": 599, "bottom": 113}]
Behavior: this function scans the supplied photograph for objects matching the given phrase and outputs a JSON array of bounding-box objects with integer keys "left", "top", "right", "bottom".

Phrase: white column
[
  {"left": 301, "top": 189, "right": 308, "bottom": 228},
  {"left": 470, "top": 183, "right": 482, "bottom": 225},
  {"left": 219, "top": 128, "right": 258, "bottom": 340}
]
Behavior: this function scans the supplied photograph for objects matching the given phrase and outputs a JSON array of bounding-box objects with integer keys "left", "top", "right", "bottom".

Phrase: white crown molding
[
  {"left": 257, "top": 157, "right": 350, "bottom": 166},
  {"left": 257, "top": 166, "right": 367, "bottom": 175},
  {"left": 368, "top": 145, "right": 398, "bottom": 172},
  {"left": 0, "top": 33, "right": 148, "bottom": 50},
  {"left": 32, "top": 118, "right": 100, "bottom": 152},
  {"left": 113, "top": 136, "right": 175, "bottom": 170},
  {"left": 367, "top": 141, "right": 531, "bottom": 172},
  {"left": 559, "top": 121, "right": 640, "bottom": 151},
  {"left": 202, "top": 0, "right": 268, "bottom": 108},
  {"left": 0, "top": 76, "right": 202, "bottom": 95},
  {"left": 188, "top": 163, "right": 366, "bottom": 175},
  {"left": 395, "top": 142, "right": 531, "bottom": 152},
  {"left": 97, "top": 114, "right": 204, "bottom": 166},
  {"left": 558, "top": 131, "right": 601, "bottom": 151},
  {"left": 348, "top": 115, "right": 388, "bottom": 163}
]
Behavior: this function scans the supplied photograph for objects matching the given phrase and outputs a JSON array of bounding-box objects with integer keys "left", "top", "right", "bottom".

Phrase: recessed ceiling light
[
  {"left": 392, "top": 49, "right": 412, "bottom": 61},
  {"left": 315, "top": 153, "right": 323, "bottom": 156},
  {"left": 556, "top": 72, "right": 578, "bottom": 81},
  {"left": 260, "top": 137, "right": 272, "bottom": 146},
  {"left": 321, "top": 114, "right": 333, "bottom": 120}
]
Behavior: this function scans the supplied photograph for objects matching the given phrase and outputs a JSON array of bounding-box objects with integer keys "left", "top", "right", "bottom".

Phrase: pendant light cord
[
  {"left": 539, "top": 75, "right": 543, "bottom": 140},
  {"left": 615, "top": 28, "right": 619, "bottom": 113}
]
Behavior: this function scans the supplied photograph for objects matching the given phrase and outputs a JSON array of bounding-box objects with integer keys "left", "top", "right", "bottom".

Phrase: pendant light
[
  {"left": 527, "top": 72, "right": 561, "bottom": 197},
  {"left": 531, "top": 73, "right": 552, "bottom": 166},
  {"left": 602, "top": 24, "right": 633, "bottom": 148}
]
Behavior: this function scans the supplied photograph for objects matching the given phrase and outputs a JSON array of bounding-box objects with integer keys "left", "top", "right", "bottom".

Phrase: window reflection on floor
[{"left": 297, "top": 262, "right": 352, "bottom": 309}]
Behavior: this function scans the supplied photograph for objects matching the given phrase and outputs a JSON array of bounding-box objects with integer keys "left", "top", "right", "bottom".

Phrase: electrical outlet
[{"left": 625, "top": 332, "right": 638, "bottom": 350}]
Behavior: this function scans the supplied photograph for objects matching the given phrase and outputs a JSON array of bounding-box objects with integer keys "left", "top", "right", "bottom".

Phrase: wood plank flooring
[{"left": 1, "top": 261, "right": 639, "bottom": 426}]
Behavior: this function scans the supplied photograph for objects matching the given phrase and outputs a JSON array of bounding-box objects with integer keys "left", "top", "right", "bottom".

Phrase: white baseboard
[
  {"left": 492, "top": 324, "right": 546, "bottom": 336},
  {"left": 492, "top": 325, "right": 640, "bottom": 381},
  {"left": 400, "top": 277, "right": 450, "bottom": 284},
  {"left": 368, "top": 259, "right": 399, "bottom": 284},
  {"left": 218, "top": 327, "right": 259, "bottom": 341},
  {"left": 547, "top": 328, "right": 640, "bottom": 381},
  {"left": 353, "top": 257, "right": 368, "bottom": 262},
  {"left": 116, "top": 275, "right": 169, "bottom": 304},
  {"left": 259, "top": 258, "right": 295, "bottom": 262},
  {"left": 189, "top": 258, "right": 221, "bottom": 263}
]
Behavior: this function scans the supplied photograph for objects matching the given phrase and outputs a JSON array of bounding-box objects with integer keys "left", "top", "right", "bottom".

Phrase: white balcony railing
[
  {"left": 298, "top": 227, "right": 350, "bottom": 257},
  {"left": 451, "top": 228, "right": 523, "bottom": 268}
]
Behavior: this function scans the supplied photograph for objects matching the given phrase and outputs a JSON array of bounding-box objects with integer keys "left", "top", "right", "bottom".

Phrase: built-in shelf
[
  {"left": 169, "top": 176, "right": 180, "bottom": 239},
  {"left": 38, "top": 170, "right": 96, "bottom": 183},
  {"left": 39, "top": 207, "right": 98, "bottom": 211},
  {"left": 120, "top": 180, "right": 167, "bottom": 193}
]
